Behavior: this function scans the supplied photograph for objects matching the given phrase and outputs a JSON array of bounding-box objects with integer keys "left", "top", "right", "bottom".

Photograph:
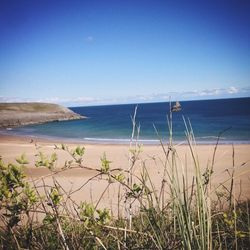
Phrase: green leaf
[
  {"left": 50, "top": 152, "right": 57, "bottom": 163},
  {"left": 79, "top": 202, "right": 95, "bottom": 226},
  {"left": 100, "top": 153, "right": 112, "bottom": 173},
  {"left": 114, "top": 173, "right": 125, "bottom": 182},
  {"left": 97, "top": 208, "right": 110, "bottom": 225},
  {"left": 49, "top": 187, "right": 61, "bottom": 206},
  {"left": 16, "top": 153, "right": 29, "bottom": 165},
  {"left": 75, "top": 146, "right": 85, "bottom": 156},
  {"left": 35, "top": 152, "right": 57, "bottom": 170},
  {"left": 133, "top": 183, "right": 142, "bottom": 193}
]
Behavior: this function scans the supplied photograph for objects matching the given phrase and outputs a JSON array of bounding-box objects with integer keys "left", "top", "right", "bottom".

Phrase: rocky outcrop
[{"left": 0, "top": 103, "right": 85, "bottom": 128}]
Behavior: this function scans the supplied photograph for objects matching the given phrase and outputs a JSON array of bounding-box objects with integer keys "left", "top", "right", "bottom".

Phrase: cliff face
[{"left": 0, "top": 103, "right": 85, "bottom": 128}]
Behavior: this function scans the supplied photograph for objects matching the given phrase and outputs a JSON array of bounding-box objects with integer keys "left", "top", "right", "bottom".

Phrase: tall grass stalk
[
  {"left": 125, "top": 105, "right": 139, "bottom": 244},
  {"left": 184, "top": 117, "right": 212, "bottom": 249}
]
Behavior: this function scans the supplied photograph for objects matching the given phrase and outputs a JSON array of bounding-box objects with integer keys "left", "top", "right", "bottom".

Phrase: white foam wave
[{"left": 83, "top": 137, "right": 160, "bottom": 144}]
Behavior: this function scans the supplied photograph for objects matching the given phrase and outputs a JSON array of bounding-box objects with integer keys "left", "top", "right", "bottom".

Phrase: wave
[
  {"left": 83, "top": 137, "right": 250, "bottom": 145},
  {"left": 83, "top": 137, "right": 161, "bottom": 144}
]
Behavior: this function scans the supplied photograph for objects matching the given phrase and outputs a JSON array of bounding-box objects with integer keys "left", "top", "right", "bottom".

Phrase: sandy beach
[{"left": 1, "top": 134, "right": 250, "bottom": 214}]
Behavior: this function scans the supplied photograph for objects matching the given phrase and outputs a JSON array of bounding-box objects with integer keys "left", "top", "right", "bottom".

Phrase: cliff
[{"left": 0, "top": 103, "right": 85, "bottom": 128}]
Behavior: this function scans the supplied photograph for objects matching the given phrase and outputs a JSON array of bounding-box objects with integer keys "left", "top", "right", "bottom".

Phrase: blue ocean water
[{"left": 1, "top": 98, "right": 250, "bottom": 144}]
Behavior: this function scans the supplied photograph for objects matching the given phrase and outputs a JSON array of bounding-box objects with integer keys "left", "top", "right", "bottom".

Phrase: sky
[{"left": 0, "top": 0, "right": 249, "bottom": 106}]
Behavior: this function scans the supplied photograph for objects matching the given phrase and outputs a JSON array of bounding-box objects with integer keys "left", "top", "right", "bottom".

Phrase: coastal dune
[{"left": 0, "top": 102, "right": 84, "bottom": 128}]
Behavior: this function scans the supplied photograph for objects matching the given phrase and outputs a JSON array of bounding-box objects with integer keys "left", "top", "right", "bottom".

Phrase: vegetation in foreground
[{"left": 0, "top": 109, "right": 250, "bottom": 250}]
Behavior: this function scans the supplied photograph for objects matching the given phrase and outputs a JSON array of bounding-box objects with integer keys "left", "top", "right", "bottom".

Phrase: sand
[{"left": 0, "top": 134, "right": 250, "bottom": 215}]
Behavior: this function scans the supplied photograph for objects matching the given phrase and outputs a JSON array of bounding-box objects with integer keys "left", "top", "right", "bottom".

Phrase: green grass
[{"left": 0, "top": 102, "right": 67, "bottom": 112}]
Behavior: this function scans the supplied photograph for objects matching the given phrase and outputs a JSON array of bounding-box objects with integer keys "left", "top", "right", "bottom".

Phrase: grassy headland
[{"left": 0, "top": 102, "right": 84, "bottom": 128}]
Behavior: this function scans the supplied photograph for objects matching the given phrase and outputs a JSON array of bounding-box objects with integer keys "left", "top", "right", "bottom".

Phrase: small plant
[
  {"left": 35, "top": 151, "right": 57, "bottom": 170},
  {"left": 100, "top": 153, "right": 111, "bottom": 174}
]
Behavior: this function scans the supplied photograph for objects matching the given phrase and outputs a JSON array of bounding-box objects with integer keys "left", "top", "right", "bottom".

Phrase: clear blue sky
[{"left": 0, "top": 0, "right": 249, "bottom": 106}]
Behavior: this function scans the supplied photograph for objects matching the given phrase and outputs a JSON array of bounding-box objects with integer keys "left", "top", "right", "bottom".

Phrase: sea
[{"left": 1, "top": 97, "right": 250, "bottom": 145}]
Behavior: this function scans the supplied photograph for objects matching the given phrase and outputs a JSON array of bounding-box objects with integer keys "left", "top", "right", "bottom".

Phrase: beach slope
[{"left": 0, "top": 135, "right": 249, "bottom": 204}]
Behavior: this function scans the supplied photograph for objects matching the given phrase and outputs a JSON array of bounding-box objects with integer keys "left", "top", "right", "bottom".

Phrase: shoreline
[{"left": 1, "top": 132, "right": 250, "bottom": 146}]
